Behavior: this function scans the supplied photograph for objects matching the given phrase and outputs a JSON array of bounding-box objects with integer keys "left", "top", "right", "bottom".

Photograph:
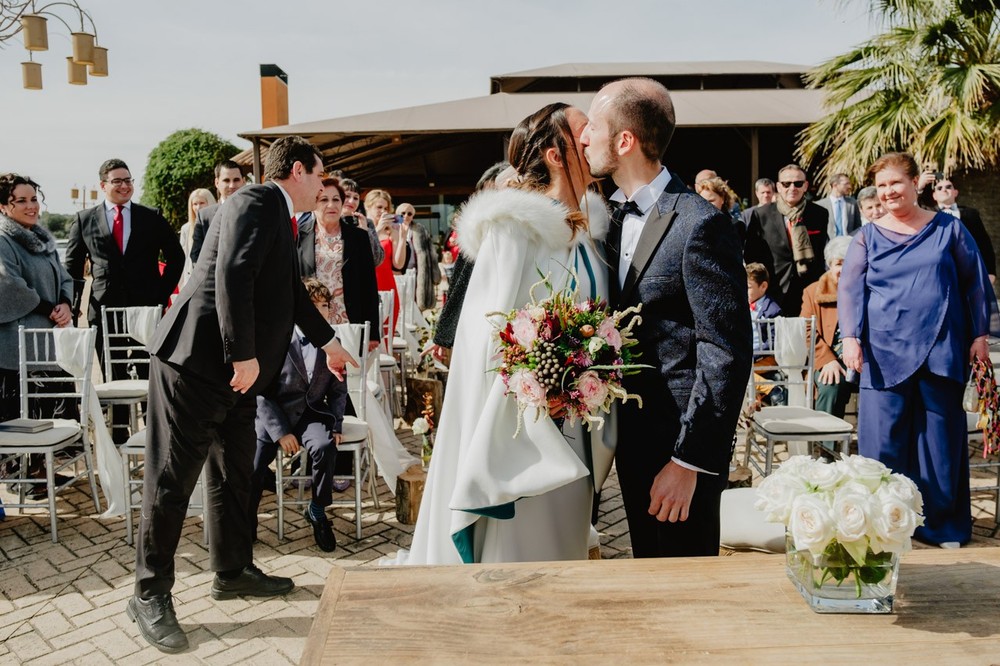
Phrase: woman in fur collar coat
[
  {"left": 390, "top": 103, "right": 612, "bottom": 565},
  {"left": 0, "top": 173, "right": 73, "bottom": 420}
]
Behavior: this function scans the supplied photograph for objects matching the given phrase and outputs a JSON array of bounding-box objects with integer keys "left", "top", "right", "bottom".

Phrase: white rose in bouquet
[
  {"left": 839, "top": 454, "right": 889, "bottom": 491},
  {"left": 801, "top": 458, "right": 845, "bottom": 492},
  {"left": 831, "top": 481, "right": 875, "bottom": 564},
  {"left": 871, "top": 486, "right": 924, "bottom": 554},
  {"left": 790, "top": 493, "right": 835, "bottom": 555},
  {"left": 754, "top": 471, "right": 809, "bottom": 523},
  {"left": 885, "top": 473, "right": 924, "bottom": 514}
]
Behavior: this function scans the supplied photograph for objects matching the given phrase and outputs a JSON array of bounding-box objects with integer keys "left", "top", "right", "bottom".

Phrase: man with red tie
[{"left": 64, "top": 159, "right": 184, "bottom": 437}]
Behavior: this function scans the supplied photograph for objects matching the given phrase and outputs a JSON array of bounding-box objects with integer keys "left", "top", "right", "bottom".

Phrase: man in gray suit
[
  {"left": 581, "top": 78, "right": 752, "bottom": 558},
  {"left": 815, "top": 173, "right": 861, "bottom": 238}
]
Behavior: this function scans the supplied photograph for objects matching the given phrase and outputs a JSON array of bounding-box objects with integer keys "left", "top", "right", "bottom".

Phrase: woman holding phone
[{"left": 366, "top": 189, "right": 401, "bottom": 331}]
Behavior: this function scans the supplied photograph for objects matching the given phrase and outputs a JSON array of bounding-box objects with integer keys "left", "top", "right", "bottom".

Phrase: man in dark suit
[
  {"left": 64, "top": 158, "right": 184, "bottom": 349},
  {"left": 65, "top": 158, "right": 184, "bottom": 441},
  {"left": 189, "top": 159, "right": 246, "bottom": 263},
  {"left": 933, "top": 177, "right": 996, "bottom": 282},
  {"left": 815, "top": 173, "right": 862, "bottom": 239},
  {"left": 745, "top": 165, "right": 829, "bottom": 316},
  {"left": 581, "top": 78, "right": 752, "bottom": 558},
  {"left": 127, "top": 136, "right": 357, "bottom": 654}
]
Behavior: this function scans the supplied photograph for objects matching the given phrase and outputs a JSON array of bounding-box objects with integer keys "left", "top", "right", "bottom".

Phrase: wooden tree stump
[{"left": 395, "top": 464, "right": 427, "bottom": 525}]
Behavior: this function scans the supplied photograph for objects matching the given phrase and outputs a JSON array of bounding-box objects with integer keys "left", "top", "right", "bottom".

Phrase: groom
[{"left": 581, "top": 78, "right": 751, "bottom": 558}]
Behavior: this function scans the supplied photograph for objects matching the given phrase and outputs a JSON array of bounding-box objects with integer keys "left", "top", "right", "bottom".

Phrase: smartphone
[{"left": 394, "top": 214, "right": 405, "bottom": 225}]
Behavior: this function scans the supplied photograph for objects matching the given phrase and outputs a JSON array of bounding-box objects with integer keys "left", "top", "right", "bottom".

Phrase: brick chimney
[{"left": 260, "top": 64, "right": 289, "bottom": 128}]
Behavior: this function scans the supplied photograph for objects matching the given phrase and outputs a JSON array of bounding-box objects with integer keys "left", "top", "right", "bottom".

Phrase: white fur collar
[{"left": 457, "top": 188, "right": 610, "bottom": 262}]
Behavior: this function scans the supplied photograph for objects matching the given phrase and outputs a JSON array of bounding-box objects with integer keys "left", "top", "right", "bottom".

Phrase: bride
[{"left": 390, "top": 102, "right": 611, "bottom": 565}]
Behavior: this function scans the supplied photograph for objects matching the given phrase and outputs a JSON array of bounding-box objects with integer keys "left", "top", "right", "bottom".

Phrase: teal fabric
[{"left": 450, "top": 502, "right": 517, "bottom": 564}]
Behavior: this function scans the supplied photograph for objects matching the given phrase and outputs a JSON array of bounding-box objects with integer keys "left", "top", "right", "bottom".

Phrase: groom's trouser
[
  {"left": 135, "top": 357, "right": 257, "bottom": 598},
  {"left": 615, "top": 395, "right": 728, "bottom": 558}
]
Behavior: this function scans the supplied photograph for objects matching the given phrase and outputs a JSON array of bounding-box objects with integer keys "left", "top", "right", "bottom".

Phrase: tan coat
[{"left": 800, "top": 270, "right": 840, "bottom": 369}]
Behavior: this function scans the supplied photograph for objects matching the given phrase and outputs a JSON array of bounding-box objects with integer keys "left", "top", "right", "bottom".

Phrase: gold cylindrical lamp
[
  {"left": 89, "top": 46, "right": 108, "bottom": 76},
  {"left": 21, "top": 15, "right": 49, "bottom": 51},
  {"left": 67, "top": 57, "right": 88, "bottom": 85},
  {"left": 71, "top": 32, "right": 96, "bottom": 65},
  {"left": 22, "top": 61, "right": 43, "bottom": 90}
]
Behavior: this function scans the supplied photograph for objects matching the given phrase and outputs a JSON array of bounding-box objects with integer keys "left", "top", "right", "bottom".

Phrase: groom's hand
[{"left": 648, "top": 461, "right": 697, "bottom": 523}]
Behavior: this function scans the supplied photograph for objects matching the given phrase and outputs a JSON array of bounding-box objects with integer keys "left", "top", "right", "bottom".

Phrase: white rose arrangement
[{"left": 755, "top": 455, "right": 924, "bottom": 595}]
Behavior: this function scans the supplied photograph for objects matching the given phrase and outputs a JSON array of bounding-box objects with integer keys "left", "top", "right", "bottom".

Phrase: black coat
[
  {"left": 608, "top": 174, "right": 752, "bottom": 476},
  {"left": 296, "top": 215, "right": 381, "bottom": 344},
  {"left": 64, "top": 202, "right": 184, "bottom": 325},
  {"left": 188, "top": 202, "right": 221, "bottom": 264},
  {"left": 745, "top": 201, "right": 829, "bottom": 316},
  {"left": 956, "top": 206, "right": 996, "bottom": 276},
  {"left": 149, "top": 182, "right": 333, "bottom": 395}
]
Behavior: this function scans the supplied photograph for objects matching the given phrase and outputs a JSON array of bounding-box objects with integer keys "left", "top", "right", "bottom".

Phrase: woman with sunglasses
[
  {"left": 394, "top": 203, "right": 441, "bottom": 311},
  {"left": 840, "top": 152, "right": 994, "bottom": 549}
]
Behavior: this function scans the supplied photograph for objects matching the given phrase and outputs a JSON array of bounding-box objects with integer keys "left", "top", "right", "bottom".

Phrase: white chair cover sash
[
  {"left": 125, "top": 306, "right": 162, "bottom": 346},
  {"left": 52, "top": 328, "right": 127, "bottom": 517},
  {"left": 332, "top": 324, "right": 419, "bottom": 493},
  {"left": 393, "top": 273, "right": 423, "bottom": 359},
  {"left": 774, "top": 317, "right": 808, "bottom": 407}
]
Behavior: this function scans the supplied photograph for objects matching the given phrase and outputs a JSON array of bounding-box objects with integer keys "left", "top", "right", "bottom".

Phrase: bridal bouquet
[
  {"left": 490, "top": 276, "right": 647, "bottom": 435},
  {"left": 755, "top": 455, "right": 924, "bottom": 602}
]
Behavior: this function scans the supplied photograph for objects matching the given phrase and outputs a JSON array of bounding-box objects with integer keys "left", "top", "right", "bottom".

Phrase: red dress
[{"left": 376, "top": 237, "right": 399, "bottom": 333}]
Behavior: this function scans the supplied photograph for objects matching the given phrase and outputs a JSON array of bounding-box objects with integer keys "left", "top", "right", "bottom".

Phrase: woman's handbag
[{"left": 965, "top": 357, "right": 1000, "bottom": 456}]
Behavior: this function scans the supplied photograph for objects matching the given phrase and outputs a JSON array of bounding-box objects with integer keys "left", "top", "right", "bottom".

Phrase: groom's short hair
[{"left": 605, "top": 77, "right": 676, "bottom": 162}]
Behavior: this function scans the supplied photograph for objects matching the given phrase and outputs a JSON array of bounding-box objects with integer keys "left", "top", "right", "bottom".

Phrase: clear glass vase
[{"left": 785, "top": 534, "right": 900, "bottom": 614}]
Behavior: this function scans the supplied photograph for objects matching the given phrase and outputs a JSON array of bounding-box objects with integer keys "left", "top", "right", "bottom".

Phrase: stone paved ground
[{"left": 1, "top": 425, "right": 997, "bottom": 664}]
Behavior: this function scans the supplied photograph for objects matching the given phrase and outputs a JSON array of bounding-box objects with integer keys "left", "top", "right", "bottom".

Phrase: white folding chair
[
  {"left": 97, "top": 306, "right": 159, "bottom": 438},
  {"left": 0, "top": 326, "right": 101, "bottom": 542},
  {"left": 743, "top": 316, "right": 853, "bottom": 477},
  {"left": 120, "top": 429, "right": 208, "bottom": 546},
  {"left": 276, "top": 322, "right": 380, "bottom": 541},
  {"left": 378, "top": 289, "right": 402, "bottom": 418}
]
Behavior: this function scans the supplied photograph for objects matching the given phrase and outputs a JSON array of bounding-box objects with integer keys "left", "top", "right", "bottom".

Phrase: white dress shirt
[
  {"left": 295, "top": 326, "right": 317, "bottom": 382},
  {"left": 940, "top": 204, "right": 961, "bottom": 219},
  {"left": 104, "top": 200, "right": 132, "bottom": 250},
  {"left": 609, "top": 166, "right": 671, "bottom": 291},
  {"left": 609, "top": 166, "right": 713, "bottom": 476}
]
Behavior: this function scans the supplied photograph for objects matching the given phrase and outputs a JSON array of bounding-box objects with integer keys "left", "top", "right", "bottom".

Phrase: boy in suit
[{"left": 249, "top": 278, "right": 347, "bottom": 553}]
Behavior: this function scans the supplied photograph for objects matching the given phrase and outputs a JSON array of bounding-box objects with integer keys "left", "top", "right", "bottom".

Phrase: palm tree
[{"left": 798, "top": 0, "right": 1000, "bottom": 185}]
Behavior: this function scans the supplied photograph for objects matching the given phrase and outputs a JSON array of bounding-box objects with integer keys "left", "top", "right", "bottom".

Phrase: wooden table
[{"left": 302, "top": 548, "right": 1000, "bottom": 664}]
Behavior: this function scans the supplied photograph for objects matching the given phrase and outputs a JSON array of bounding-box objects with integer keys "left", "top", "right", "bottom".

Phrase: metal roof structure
[{"left": 235, "top": 61, "right": 823, "bottom": 199}]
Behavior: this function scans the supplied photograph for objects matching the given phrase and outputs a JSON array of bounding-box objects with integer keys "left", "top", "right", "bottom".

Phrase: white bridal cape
[{"left": 387, "top": 187, "right": 612, "bottom": 565}]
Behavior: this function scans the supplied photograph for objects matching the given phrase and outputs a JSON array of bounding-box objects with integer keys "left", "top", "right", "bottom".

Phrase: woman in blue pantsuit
[{"left": 839, "top": 152, "right": 993, "bottom": 548}]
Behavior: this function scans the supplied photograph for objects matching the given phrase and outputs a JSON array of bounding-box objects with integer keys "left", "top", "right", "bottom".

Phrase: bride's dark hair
[{"left": 506, "top": 103, "right": 587, "bottom": 237}]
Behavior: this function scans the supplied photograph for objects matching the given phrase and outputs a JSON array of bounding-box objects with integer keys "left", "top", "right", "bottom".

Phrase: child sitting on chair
[
  {"left": 747, "top": 263, "right": 786, "bottom": 407},
  {"left": 248, "top": 278, "right": 347, "bottom": 552}
]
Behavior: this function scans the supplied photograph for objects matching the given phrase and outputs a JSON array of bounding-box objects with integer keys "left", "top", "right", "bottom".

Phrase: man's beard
[{"left": 587, "top": 137, "right": 619, "bottom": 179}]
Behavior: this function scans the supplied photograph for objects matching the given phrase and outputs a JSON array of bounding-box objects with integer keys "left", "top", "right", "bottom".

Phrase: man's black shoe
[
  {"left": 210, "top": 564, "right": 294, "bottom": 600},
  {"left": 304, "top": 507, "right": 337, "bottom": 552},
  {"left": 126, "top": 594, "right": 189, "bottom": 654}
]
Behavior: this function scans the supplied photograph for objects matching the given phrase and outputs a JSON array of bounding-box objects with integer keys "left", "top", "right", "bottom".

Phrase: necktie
[
  {"left": 834, "top": 199, "right": 843, "bottom": 236},
  {"left": 611, "top": 200, "right": 642, "bottom": 226},
  {"left": 112, "top": 204, "right": 124, "bottom": 253},
  {"left": 290, "top": 215, "right": 299, "bottom": 240}
]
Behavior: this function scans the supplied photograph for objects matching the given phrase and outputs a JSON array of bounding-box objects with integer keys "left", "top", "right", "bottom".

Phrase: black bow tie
[
  {"left": 611, "top": 200, "right": 643, "bottom": 226},
  {"left": 299, "top": 336, "right": 311, "bottom": 348}
]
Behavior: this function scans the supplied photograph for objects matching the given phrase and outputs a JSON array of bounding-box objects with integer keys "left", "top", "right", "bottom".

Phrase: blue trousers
[{"left": 857, "top": 366, "right": 971, "bottom": 545}]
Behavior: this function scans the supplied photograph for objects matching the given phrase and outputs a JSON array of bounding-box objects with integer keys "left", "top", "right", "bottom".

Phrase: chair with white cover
[
  {"left": 378, "top": 289, "right": 401, "bottom": 417},
  {"left": 97, "top": 306, "right": 160, "bottom": 438},
  {"left": 0, "top": 326, "right": 100, "bottom": 542},
  {"left": 742, "top": 316, "right": 853, "bottom": 477},
  {"left": 275, "top": 322, "right": 379, "bottom": 541}
]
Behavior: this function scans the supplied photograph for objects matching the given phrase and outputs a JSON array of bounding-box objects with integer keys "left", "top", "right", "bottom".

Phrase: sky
[{"left": 3, "top": 0, "right": 881, "bottom": 214}]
